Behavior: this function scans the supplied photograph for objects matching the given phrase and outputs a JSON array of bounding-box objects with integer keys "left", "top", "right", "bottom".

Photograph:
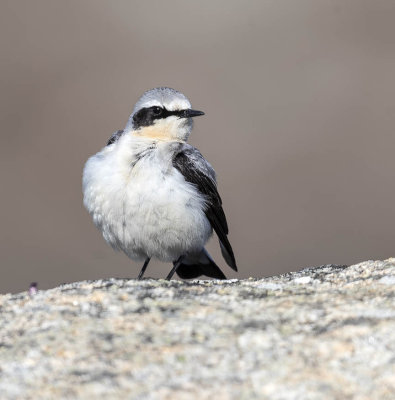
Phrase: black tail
[{"left": 175, "top": 249, "right": 227, "bottom": 280}]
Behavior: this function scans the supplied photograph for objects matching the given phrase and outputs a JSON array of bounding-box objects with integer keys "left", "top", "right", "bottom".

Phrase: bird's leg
[
  {"left": 165, "top": 255, "right": 185, "bottom": 280},
  {"left": 137, "top": 258, "right": 151, "bottom": 280}
]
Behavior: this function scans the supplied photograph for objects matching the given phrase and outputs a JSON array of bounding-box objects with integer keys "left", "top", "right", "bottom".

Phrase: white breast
[{"left": 82, "top": 134, "right": 212, "bottom": 262}]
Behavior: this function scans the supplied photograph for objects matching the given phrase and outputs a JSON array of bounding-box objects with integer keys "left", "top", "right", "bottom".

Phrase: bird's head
[{"left": 125, "top": 87, "right": 204, "bottom": 142}]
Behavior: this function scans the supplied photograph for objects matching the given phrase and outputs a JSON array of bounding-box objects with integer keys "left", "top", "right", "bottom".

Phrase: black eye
[{"left": 152, "top": 106, "right": 162, "bottom": 116}]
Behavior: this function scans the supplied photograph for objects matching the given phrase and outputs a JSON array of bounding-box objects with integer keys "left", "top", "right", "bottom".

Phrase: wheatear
[{"left": 83, "top": 87, "right": 237, "bottom": 280}]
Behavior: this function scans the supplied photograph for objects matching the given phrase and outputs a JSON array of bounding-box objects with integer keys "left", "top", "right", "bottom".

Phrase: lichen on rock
[{"left": 0, "top": 259, "right": 394, "bottom": 399}]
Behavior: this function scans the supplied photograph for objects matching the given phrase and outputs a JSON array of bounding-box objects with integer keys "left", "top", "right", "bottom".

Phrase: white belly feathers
[{"left": 82, "top": 134, "right": 212, "bottom": 262}]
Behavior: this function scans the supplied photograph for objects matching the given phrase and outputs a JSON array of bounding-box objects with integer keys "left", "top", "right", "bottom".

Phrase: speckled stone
[{"left": 0, "top": 259, "right": 394, "bottom": 399}]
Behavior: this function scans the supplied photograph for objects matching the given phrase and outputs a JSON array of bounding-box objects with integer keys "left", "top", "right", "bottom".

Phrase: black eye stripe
[
  {"left": 151, "top": 106, "right": 185, "bottom": 119},
  {"left": 152, "top": 106, "right": 162, "bottom": 116},
  {"left": 132, "top": 106, "right": 187, "bottom": 129}
]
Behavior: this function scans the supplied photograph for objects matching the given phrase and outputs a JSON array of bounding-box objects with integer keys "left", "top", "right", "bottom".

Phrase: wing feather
[
  {"left": 106, "top": 130, "right": 124, "bottom": 146},
  {"left": 172, "top": 145, "right": 237, "bottom": 271}
]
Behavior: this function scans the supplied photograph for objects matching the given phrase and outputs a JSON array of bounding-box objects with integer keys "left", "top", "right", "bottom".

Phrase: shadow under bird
[{"left": 83, "top": 87, "right": 237, "bottom": 280}]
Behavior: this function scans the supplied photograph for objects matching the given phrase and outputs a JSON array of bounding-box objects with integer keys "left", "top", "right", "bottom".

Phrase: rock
[{"left": 0, "top": 259, "right": 394, "bottom": 399}]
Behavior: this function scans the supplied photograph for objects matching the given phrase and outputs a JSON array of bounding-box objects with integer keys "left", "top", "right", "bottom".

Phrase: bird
[{"left": 82, "top": 87, "right": 237, "bottom": 280}]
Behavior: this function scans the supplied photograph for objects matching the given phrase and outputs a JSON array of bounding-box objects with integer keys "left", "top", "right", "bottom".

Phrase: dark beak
[{"left": 182, "top": 109, "right": 205, "bottom": 118}]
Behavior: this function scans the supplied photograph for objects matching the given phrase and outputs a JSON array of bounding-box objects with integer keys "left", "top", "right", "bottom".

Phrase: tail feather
[{"left": 176, "top": 249, "right": 227, "bottom": 280}]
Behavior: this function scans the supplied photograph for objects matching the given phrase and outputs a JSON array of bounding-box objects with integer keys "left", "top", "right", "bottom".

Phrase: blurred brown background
[{"left": 1, "top": 1, "right": 394, "bottom": 293}]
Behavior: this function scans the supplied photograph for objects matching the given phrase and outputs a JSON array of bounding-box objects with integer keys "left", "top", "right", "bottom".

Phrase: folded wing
[{"left": 172, "top": 144, "right": 237, "bottom": 271}]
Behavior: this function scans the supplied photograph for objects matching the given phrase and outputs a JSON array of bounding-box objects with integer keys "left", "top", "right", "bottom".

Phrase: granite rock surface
[{"left": 0, "top": 259, "right": 394, "bottom": 399}]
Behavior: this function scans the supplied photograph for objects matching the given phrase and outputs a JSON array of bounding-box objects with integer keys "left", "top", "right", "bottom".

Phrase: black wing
[
  {"left": 172, "top": 145, "right": 237, "bottom": 271},
  {"left": 106, "top": 130, "right": 124, "bottom": 146}
]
